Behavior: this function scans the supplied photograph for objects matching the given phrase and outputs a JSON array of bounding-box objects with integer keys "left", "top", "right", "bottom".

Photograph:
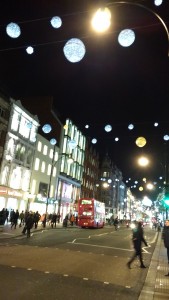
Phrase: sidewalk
[
  {"left": 1, "top": 225, "right": 169, "bottom": 299},
  {"left": 0, "top": 222, "right": 76, "bottom": 237},
  {"left": 139, "top": 231, "right": 169, "bottom": 300}
]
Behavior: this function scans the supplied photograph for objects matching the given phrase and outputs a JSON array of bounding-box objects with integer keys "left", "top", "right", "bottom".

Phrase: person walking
[
  {"left": 162, "top": 219, "right": 169, "bottom": 276},
  {"left": 51, "top": 213, "right": 57, "bottom": 228},
  {"left": 11, "top": 209, "right": 19, "bottom": 229},
  {"left": 25, "top": 213, "right": 34, "bottom": 238},
  {"left": 33, "top": 211, "right": 41, "bottom": 229},
  {"left": 127, "top": 221, "right": 148, "bottom": 269},
  {"left": 113, "top": 217, "right": 119, "bottom": 231},
  {"left": 19, "top": 210, "right": 25, "bottom": 227}
]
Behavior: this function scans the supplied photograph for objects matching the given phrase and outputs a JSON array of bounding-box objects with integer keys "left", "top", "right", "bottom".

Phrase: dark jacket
[
  {"left": 162, "top": 226, "right": 169, "bottom": 248},
  {"left": 25, "top": 214, "right": 34, "bottom": 229},
  {"left": 132, "top": 222, "right": 147, "bottom": 251}
]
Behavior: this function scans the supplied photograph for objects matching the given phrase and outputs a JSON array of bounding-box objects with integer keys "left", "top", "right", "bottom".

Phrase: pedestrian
[
  {"left": 22, "top": 212, "right": 34, "bottom": 238},
  {"left": 19, "top": 210, "right": 25, "bottom": 227},
  {"left": 162, "top": 219, "right": 169, "bottom": 276},
  {"left": 33, "top": 211, "right": 41, "bottom": 229},
  {"left": 113, "top": 217, "right": 119, "bottom": 230},
  {"left": 5, "top": 208, "right": 9, "bottom": 223},
  {"left": 70, "top": 214, "right": 75, "bottom": 226},
  {"left": 63, "top": 214, "right": 68, "bottom": 228},
  {"left": 11, "top": 209, "right": 19, "bottom": 229},
  {"left": 0, "top": 208, "right": 6, "bottom": 226},
  {"left": 51, "top": 213, "right": 57, "bottom": 228},
  {"left": 25, "top": 212, "right": 34, "bottom": 238},
  {"left": 127, "top": 221, "right": 148, "bottom": 269}
]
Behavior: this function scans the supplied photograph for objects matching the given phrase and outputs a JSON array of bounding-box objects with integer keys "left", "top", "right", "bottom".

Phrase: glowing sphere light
[
  {"left": 50, "top": 138, "right": 57, "bottom": 145},
  {"left": 154, "top": 0, "right": 163, "bottom": 6},
  {"left": 92, "top": 138, "right": 97, "bottom": 144},
  {"left": 85, "top": 124, "right": 89, "bottom": 129},
  {"left": 6, "top": 22, "right": 21, "bottom": 38},
  {"left": 104, "top": 124, "right": 112, "bottom": 132},
  {"left": 128, "top": 124, "right": 134, "bottom": 130},
  {"left": 26, "top": 46, "right": 34, "bottom": 54},
  {"left": 42, "top": 124, "right": 52, "bottom": 134},
  {"left": 50, "top": 16, "right": 62, "bottom": 28},
  {"left": 118, "top": 29, "right": 135, "bottom": 47},
  {"left": 135, "top": 136, "right": 146, "bottom": 147},
  {"left": 63, "top": 38, "right": 86, "bottom": 63},
  {"left": 163, "top": 135, "right": 169, "bottom": 141}
]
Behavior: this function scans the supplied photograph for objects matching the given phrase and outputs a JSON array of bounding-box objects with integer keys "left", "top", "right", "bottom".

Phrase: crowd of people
[{"left": 0, "top": 208, "right": 78, "bottom": 237}]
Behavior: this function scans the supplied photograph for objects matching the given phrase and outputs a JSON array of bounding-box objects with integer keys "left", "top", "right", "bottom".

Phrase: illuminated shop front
[
  {"left": 56, "top": 178, "right": 81, "bottom": 221},
  {"left": 0, "top": 186, "right": 25, "bottom": 211}
]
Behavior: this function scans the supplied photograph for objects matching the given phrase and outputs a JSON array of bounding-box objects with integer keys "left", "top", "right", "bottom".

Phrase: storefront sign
[{"left": 0, "top": 186, "right": 23, "bottom": 198}]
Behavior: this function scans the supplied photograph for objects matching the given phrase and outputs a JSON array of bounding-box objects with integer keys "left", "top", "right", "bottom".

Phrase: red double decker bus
[{"left": 78, "top": 198, "right": 105, "bottom": 228}]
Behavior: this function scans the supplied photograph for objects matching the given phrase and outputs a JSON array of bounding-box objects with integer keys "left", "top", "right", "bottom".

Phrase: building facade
[
  {"left": 0, "top": 99, "right": 39, "bottom": 211},
  {"left": 81, "top": 139, "right": 100, "bottom": 200}
]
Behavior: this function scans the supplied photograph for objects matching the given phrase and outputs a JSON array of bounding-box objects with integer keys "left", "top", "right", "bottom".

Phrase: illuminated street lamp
[
  {"left": 138, "top": 156, "right": 149, "bottom": 167},
  {"left": 146, "top": 183, "right": 154, "bottom": 190},
  {"left": 91, "top": 2, "right": 169, "bottom": 55}
]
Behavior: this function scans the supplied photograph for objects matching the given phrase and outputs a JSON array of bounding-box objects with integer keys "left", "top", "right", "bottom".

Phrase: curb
[{"left": 138, "top": 232, "right": 161, "bottom": 300}]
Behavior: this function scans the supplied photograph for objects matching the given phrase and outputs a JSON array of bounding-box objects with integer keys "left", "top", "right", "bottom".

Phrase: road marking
[{"left": 68, "top": 241, "right": 133, "bottom": 252}]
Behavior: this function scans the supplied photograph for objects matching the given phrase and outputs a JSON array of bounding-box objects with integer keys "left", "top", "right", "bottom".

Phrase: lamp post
[
  {"left": 162, "top": 138, "right": 169, "bottom": 219},
  {"left": 41, "top": 124, "right": 58, "bottom": 226},
  {"left": 45, "top": 144, "right": 56, "bottom": 222},
  {"left": 56, "top": 154, "right": 74, "bottom": 218},
  {"left": 92, "top": 1, "right": 169, "bottom": 56}
]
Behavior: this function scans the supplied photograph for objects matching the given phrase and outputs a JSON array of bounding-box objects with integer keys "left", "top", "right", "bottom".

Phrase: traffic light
[{"left": 162, "top": 193, "right": 169, "bottom": 208}]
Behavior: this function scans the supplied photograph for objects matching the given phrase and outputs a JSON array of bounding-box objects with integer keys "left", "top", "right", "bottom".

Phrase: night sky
[{"left": 0, "top": 0, "right": 169, "bottom": 199}]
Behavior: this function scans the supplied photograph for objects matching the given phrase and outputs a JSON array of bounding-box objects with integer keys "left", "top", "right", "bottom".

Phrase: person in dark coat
[
  {"left": 113, "top": 217, "right": 119, "bottom": 230},
  {"left": 11, "top": 209, "right": 19, "bottom": 229},
  {"left": 51, "top": 213, "right": 57, "bottom": 228},
  {"left": 25, "top": 212, "right": 34, "bottom": 238},
  {"left": 22, "top": 212, "right": 34, "bottom": 237},
  {"left": 162, "top": 219, "right": 169, "bottom": 276},
  {"left": 0, "top": 208, "right": 6, "bottom": 225},
  {"left": 33, "top": 211, "right": 41, "bottom": 229},
  {"left": 127, "top": 221, "right": 148, "bottom": 269}
]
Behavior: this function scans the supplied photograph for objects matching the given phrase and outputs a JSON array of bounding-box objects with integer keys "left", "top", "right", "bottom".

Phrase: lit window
[
  {"left": 1, "top": 165, "right": 9, "bottom": 185},
  {"left": 19, "top": 116, "right": 30, "bottom": 138},
  {"left": 31, "top": 179, "right": 36, "bottom": 194},
  {"left": 20, "top": 146, "right": 26, "bottom": 161},
  {"left": 47, "top": 165, "right": 51, "bottom": 176},
  {"left": 37, "top": 141, "right": 42, "bottom": 152},
  {"left": 21, "top": 169, "right": 30, "bottom": 191},
  {"left": 11, "top": 110, "right": 19, "bottom": 131},
  {"left": 53, "top": 166, "right": 56, "bottom": 177},
  {"left": 48, "top": 164, "right": 52, "bottom": 175},
  {"left": 49, "top": 149, "right": 53, "bottom": 159},
  {"left": 41, "top": 161, "right": 46, "bottom": 173},
  {"left": 43, "top": 145, "right": 48, "bottom": 155},
  {"left": 10, "top": 166, "right": 21, "bottom": 189},
  {"left": 35, "top": 158, "right": 40, "bottom": 171}
]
